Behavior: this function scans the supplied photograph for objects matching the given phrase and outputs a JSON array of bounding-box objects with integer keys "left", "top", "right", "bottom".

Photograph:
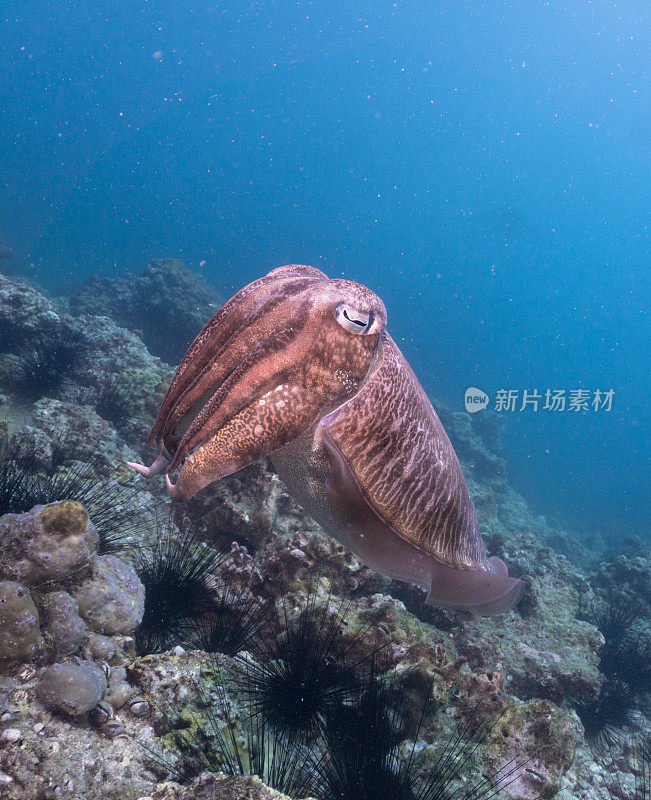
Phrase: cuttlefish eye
[{"left": 335, "top": 303, "right": 374, "bottom": 334}]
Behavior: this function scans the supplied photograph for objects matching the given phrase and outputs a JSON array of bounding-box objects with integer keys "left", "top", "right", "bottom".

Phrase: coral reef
[
  {"left": 69, "top": 258, "right": 222, "bottom": 364},
  {"left": 0, "top": 270, "right": 647, "bottom": 800},
  {"left": 0, "top": 272, "right": 173, "bottom": 443},
  {"left": 482, "top": 699, "right": 580, "bottom": 796},
  {"left": 0, "top": 500, "right": 146, "bottom": 643}
]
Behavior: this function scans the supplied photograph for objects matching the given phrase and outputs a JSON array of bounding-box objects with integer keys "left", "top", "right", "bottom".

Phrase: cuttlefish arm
[
  {"left": 128, "top": 264, "right": 328, "bottom": 474},
  {"left": 149, "top": 265, "right": 329, "bottom": 463},
  {"left": 153, "top": 266, "right": 330, "bottom": 461},
  {"left": 164, "top": 373, "right": 324, "bottom": 501}
]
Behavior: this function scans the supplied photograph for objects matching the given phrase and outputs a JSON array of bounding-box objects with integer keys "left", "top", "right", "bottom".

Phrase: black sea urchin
[
  {"left": 145, "top": 678, "right": 313, "bottom": 797},
  {"left": 574, "top": 680, "right": 635, "bottom": 749},
  {"left": 590, "top": 590, "right": 644, "bottom": 651},
  {"left": 577, "top": 588, "right": 651, "bottom": 745},
  {"left": 230, "top": 588, "right": 378, "bottom": 744},
  {"left": 591, "top": 591, "right": 651, "bottom": 696},
  {"left": 132, "top": 519, "right": 227, "bottom": 655},
  {"left": 10, "top": 330, "right": 86, "bottom": 401},
  {"left": 146, "top": 649, "right": 535, "bottom": 800},
  {"left": 308, "top": 681, "right": 525, "bottom": 800},
  {"left": 601, "top": 628, "right": 651, "bottom": 697},
  {"left": 88, "top": 373, "right": 137, "bottom": 428},
  {"left": 191, "top": 585, "right": 274, "bottom": 658}
]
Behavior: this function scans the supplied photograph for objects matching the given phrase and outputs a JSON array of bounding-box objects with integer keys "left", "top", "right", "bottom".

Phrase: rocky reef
[
  {"left": 0, "top": 267, "right": 648, "bottom": 800},
  {"left": 0, "top": 270, "right": 173, "bottom": 446},
  {"left": 69, "top": 258, "right": 222, "bottom": 365}
]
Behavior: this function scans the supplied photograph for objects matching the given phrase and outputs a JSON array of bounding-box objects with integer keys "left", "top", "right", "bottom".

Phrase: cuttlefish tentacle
[
  {"left": 130, "top": 265, "right": 524, "bottom": 616},
  {"left": 125, "top": 453, "right": 169, "bottom": 478},
  {"left": 150, "top": 265, "right": 326, "bottom": 449}
]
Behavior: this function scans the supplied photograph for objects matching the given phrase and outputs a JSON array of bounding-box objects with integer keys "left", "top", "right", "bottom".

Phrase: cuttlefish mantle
[{"left": 128, "top": 264, "right": 524, "bottom": 616}]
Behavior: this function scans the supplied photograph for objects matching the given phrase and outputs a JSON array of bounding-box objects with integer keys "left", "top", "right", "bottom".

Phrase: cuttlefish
[{"left": 128, "top": 265, "right": 524, "bottom": 615}]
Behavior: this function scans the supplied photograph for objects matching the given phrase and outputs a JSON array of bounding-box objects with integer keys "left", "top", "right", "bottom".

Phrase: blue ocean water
[{"left": 0, "top": 1, "right": 648, "bottom": 541}]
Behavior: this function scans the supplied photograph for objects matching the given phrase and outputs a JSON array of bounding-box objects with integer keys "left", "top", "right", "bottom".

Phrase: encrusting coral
[
  {"left": 36, "top": 660, "right": 107, "bottom": 717},
  {"left": 74, "top": 553, "right": 145, "bottom": 636},
  {"left": 0, "top": 500, "right": 98, "bottom": 585},
  {"left": 0, "top": 581, "right": 44, "bottom": 662},
  {"left": 0, "top": 497, "right": 145, "bottom": 737},
  {"left": 37, "top": 590, "right": 86, "bottom": 659}
]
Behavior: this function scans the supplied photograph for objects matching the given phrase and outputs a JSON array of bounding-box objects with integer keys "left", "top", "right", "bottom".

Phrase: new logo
[{"left": 464, "top": 387, "right": 489, "bottom": 413}]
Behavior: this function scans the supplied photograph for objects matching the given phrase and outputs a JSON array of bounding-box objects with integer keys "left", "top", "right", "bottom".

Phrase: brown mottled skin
[
  {"left": 128, "top": 265, "right": 524, "bottom": 615},
  {"left": 322, "top": 334, "right": 484, "bottom": 570}
]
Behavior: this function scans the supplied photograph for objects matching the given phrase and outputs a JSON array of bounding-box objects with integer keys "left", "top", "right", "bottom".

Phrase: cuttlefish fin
[
  {"left": 424, "top": 556, "right": 524, "bottom": 616},
  {"left": 319, "top": 427, "right": 524, "bottom": 616}
]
